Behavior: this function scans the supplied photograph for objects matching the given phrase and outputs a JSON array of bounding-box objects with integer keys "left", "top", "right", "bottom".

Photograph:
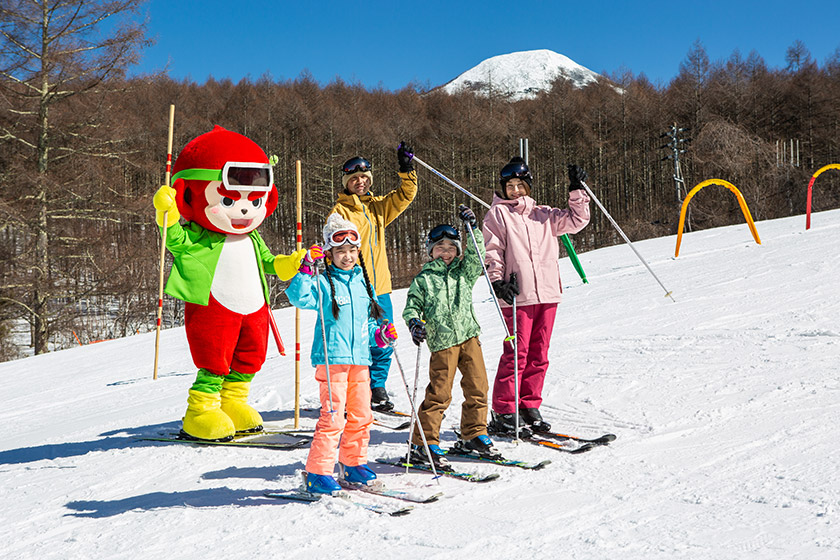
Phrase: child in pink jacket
[{"left": 483, "top": 158, "right": 591, "bottom": 436}]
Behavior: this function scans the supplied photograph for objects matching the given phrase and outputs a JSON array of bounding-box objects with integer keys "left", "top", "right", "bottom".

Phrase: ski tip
[{"left": 424, "top": 492, "right": 444, "bottom": 503}]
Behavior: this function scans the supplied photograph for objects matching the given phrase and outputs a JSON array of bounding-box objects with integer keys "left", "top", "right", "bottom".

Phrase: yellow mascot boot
[
  {"left": 220, "top": 371, "right": 264, "bottom": 434},
  {"left": 181, "top": 371, "right": 235, "bottom": 441}
]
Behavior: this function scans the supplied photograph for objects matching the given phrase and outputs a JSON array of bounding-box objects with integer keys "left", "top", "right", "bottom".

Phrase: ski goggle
[
  {"left": 327, "top": 229, "right": 361, "bottom": 247},
  {"left": 342, "top": 157, "right": 372, "bottom": 175},
  {"left": 500, "top": 161, "right": 531, "bottom": 183},
  {"left": 428, "top": 224, "right": 460, "bottom": 244},
  {"left": 171, "top": 161, "right": 274, "bottom": 192}
]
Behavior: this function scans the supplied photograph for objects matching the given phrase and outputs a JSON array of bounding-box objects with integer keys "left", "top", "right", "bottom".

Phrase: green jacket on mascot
[{"left": 153, "top": 126, "right": 305, "bottom": 441}]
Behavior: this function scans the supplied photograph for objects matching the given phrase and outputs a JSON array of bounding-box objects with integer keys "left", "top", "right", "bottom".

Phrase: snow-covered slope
[
  {"left": 441, "top": 49, "right": 601, "bottom": 100},
  {"left": 2, "top": 209, "right": 839, "bottom": 559}
]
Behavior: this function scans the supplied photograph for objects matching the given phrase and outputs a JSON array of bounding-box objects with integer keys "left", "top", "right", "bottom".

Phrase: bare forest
[{"left": 2, "top": 16, "right": 839, "bottom": 360}]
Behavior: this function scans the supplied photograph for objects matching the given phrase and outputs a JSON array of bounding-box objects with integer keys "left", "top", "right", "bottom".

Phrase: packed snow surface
[
  {"left": 441, "top": 49, "right": 601, "bottom": 100},
  {"left": 2, "top": 209, "right": 839, "bottom": 559}
]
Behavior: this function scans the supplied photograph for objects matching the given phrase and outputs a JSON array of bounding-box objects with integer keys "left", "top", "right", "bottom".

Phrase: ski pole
[
  {"left": 404, "top": 343, "right": 424, "bottom": 474},
  {"left": 510, "top": 272, "right": 521, "bottom": 443},
  {"left": 413, "top": 155, "right": 588, "bottom": 283},
  {"left": 312, "top": 262, "right": 336, "bottom": 415},
  {"left": 580, "top": 181, "right": 675, "bottom": 301},
  {"left": 464, "top": 224, "right": 514, "bottom": 345},
  {"left": 411, "top": 156, "right": 512, "bottom": 338},
  {"left": 153, "top": 104, "right": 175, "bottom": 380},
  {"left": 412, "top": 155, "right": 490, "bottom": 210},
  {"left": 389, "top": 338, "right": 439, "bottom": 480}
]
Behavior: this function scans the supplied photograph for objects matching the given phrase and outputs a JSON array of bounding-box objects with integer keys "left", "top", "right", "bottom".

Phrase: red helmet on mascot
[{"left": 171, "top": 126, "right": 279, "bottom": 234}]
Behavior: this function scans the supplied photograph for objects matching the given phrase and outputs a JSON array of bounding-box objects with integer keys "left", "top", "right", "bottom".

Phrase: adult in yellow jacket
[{"left": 329, "top": 142, "right": 418, "bottom": 411}]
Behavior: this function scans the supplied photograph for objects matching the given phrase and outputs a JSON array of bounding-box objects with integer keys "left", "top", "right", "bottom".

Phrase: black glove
[
  {"left": 397, "top": 142, "right": 414, "bottom": 173},
  {"left": 568, "top": 164, "right": 587, "bottom": 192},
  {"left": 408, "top": 318, "right": 426, "bottom": 346},
  {"left": 457, "top": 204, "right": 476, "bottom": 229},
  {"left": 491, "top": 277, "right": 520, "bottom": 305}
]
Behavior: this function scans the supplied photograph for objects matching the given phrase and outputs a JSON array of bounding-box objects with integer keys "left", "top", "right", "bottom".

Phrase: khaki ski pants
[{"left": 412, "top": 337, "right": 489, "bottom": 446}]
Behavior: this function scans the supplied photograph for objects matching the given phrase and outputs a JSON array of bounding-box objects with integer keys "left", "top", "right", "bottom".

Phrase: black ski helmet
[{"left": 499, "top": 157, "right": 532, "bottom": 197}]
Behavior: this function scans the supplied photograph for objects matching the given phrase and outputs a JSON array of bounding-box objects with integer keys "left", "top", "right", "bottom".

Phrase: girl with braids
[{"left": 286, "top": 213, "right": 398, "bottom": 494}]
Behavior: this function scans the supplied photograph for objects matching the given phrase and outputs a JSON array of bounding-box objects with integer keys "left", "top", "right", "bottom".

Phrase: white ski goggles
[
  {"left": 325, "top": 229, "right": 361, "bottom": 249},
  {"left": 171, "top": 161, "right": 274, "bottom": 192}
]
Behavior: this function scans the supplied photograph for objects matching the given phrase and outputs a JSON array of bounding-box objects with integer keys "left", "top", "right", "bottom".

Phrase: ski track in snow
[{"left": 1, "top": 210, "right": 839, "bottom": 559}]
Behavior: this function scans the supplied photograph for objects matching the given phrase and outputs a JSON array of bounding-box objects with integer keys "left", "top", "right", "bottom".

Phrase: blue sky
[{"left": 132, "top": 0, "right": 840, "bottom": 90}]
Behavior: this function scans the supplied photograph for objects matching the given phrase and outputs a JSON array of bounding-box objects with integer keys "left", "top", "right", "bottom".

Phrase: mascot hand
[
  {"left": 153, "top": 185, "right": 180, "bottom": 227},
  {"left": 274, "top": 248, "right": 307, "bottom": 281}
]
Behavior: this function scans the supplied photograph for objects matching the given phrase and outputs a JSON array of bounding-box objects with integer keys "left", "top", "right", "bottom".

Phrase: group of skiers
[{"left": 153, "top": 127, "right": 591, "bottom": 495}]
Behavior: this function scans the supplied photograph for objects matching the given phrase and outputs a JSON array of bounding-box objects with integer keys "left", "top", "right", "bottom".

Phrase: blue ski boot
[
  {"left": 305, "top": 472, "right": 341, "bottom": 494},
  {"left": 452, "top": 434, "right": 503, "bottom": 459},
  {"left": 340, "top": 463, "right": 377, "bottom": 485},
  {"left": 409, "top": 443, "right": 452, "bottom": 470}
]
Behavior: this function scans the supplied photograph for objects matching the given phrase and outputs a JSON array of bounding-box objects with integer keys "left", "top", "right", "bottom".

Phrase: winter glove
[
  {"left": 375, "top": 322, "right": 398, "bottom": 348},
  {"left": 568, "top": 165, "right": 588, "bottom": 192},
  {"left": 153, "top": 185, "right": 180, "bottom": 227},
  {"left": 397, "top": 141, "right": 414, "bottom": 173},
  {"left": 491, "top": 276, "right": 520, "bottom": 305},
  {"left": 273, "top": 249, "right": 308, "bottom": 281},
  {"left": 457, "top": 204, "right": 476, "bottom": 229},
  {"left": 298, "top": 244, "right": 324, "bottom": 276},
  {"left": 408, "top": 318, "right": 426, "bottom": 346}
]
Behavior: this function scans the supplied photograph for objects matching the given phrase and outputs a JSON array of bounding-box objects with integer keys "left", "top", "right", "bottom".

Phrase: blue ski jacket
[{"left": 286, "top": 264, "right": 379, "bottom": 367}]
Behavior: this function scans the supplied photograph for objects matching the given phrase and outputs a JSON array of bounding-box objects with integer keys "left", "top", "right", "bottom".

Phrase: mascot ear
[
  {"left": 264, "top": 185, "right": 279, "bottom": 218},
  {"left": 172, "top": 178, "right": 194, "bottom": 222}
]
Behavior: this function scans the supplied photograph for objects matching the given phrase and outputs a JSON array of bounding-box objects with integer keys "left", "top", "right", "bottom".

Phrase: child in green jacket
[{"left": 402, "top": 205, "right": 499, "bottom": 469}]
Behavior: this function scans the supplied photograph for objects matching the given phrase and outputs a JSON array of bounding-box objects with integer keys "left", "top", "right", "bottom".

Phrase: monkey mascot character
[{"left": 153, "top": 126, "right": 305, "bottom": 441}]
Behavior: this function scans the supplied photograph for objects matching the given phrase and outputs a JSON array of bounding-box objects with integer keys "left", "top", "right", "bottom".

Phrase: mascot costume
[{"left": 153, "top": 126, "right": 305, "bottom": 441}]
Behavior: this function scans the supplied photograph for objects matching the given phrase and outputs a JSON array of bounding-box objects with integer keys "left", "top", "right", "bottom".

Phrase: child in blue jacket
[{"left": 286, "top": 213, "right": 397, "bottom": 494}]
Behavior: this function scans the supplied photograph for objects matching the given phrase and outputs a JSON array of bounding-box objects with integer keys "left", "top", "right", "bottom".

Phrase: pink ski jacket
[{"left": 482, "top": 190, "right": 591, "bottom": 307}]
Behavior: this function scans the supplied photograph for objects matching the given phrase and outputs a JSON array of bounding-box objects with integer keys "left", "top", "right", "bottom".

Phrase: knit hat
[
  {"left": 341, "top": 156, "right": 373, "bottom": 190},
  {"left": 499, "top": 156, "right": 532, "bottom": 198},
  {"left": 425, "top": 224, "right": 462, "bottom": 257},
  {"left": 322, "top": 213, "right": 361, "bottom": 250}
]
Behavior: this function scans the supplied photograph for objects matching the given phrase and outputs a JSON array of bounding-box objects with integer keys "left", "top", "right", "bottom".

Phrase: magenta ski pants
[{"left": 492, "top": 302, "right": 558, "bottom": 414}]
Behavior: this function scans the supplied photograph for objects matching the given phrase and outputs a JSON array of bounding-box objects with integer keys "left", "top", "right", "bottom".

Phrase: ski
[
  {"left": 264, "top": 490, "right": 413, "bottom": 516},
  {"left": 525, "top": 437, "right": 595, "bottom": 454},
  {"left": 337, "top": 478, "right": 442, "bottom": 503},
  {"left": 534, "top": 431, "right": 616, "bottom": 445},
  {"left": 375, "top": 458, "right": 499, "bottom": 483},
  {"left": 372, "top": 408, "right": 411, "bottom": 418},
  {"left": 444, "top": 448, "right": 551, "bottom": 470},
  {"left": 373, "top": 416, "right": 411, "bottom": 431},
  {"left": 142, "top": 431, "right": 311, "bottom": 450},
  {"left": 485, "top": 431, "right": 596, "bottom": 454},
  {"left": 258, "top": 424, "right": 317, "bottom": 435}
]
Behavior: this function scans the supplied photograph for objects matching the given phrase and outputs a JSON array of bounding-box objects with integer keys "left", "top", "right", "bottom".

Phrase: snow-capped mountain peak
[{"left": 441, "top": 49, "right": 601, "bottom": 100}]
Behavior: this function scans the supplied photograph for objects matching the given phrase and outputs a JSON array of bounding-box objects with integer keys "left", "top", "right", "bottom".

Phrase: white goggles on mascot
[{"left": 171, "top": 161, "right": 274, "bottom": 192}]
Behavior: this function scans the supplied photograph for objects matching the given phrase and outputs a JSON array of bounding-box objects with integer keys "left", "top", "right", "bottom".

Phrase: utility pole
[
  {"left": 519, "top": 138, "right": 529, "bottom": 164},
  {"left": 660, "top": 123, "right": 691, "bottom": 230}
]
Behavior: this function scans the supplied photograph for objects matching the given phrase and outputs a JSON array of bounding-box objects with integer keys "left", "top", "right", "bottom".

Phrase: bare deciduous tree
[{"left": 0, "top": 0, "right": 149, "bottom": 353}]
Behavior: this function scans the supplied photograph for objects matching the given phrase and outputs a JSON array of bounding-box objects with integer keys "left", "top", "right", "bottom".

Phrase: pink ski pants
[
  {"left": 305, "top": 364, "right": 374, "bottom": 475},
  {"left": 492, "top": 302, "right": 558, "bottom": 414}
]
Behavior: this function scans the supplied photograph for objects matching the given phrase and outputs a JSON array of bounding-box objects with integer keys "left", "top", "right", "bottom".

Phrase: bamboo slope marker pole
[
  {"left": 153, "top": 104, "right": 175, "bottom": 380},
  {"left": 294, "top": 160, "right": 303, "bottom": 428}
]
